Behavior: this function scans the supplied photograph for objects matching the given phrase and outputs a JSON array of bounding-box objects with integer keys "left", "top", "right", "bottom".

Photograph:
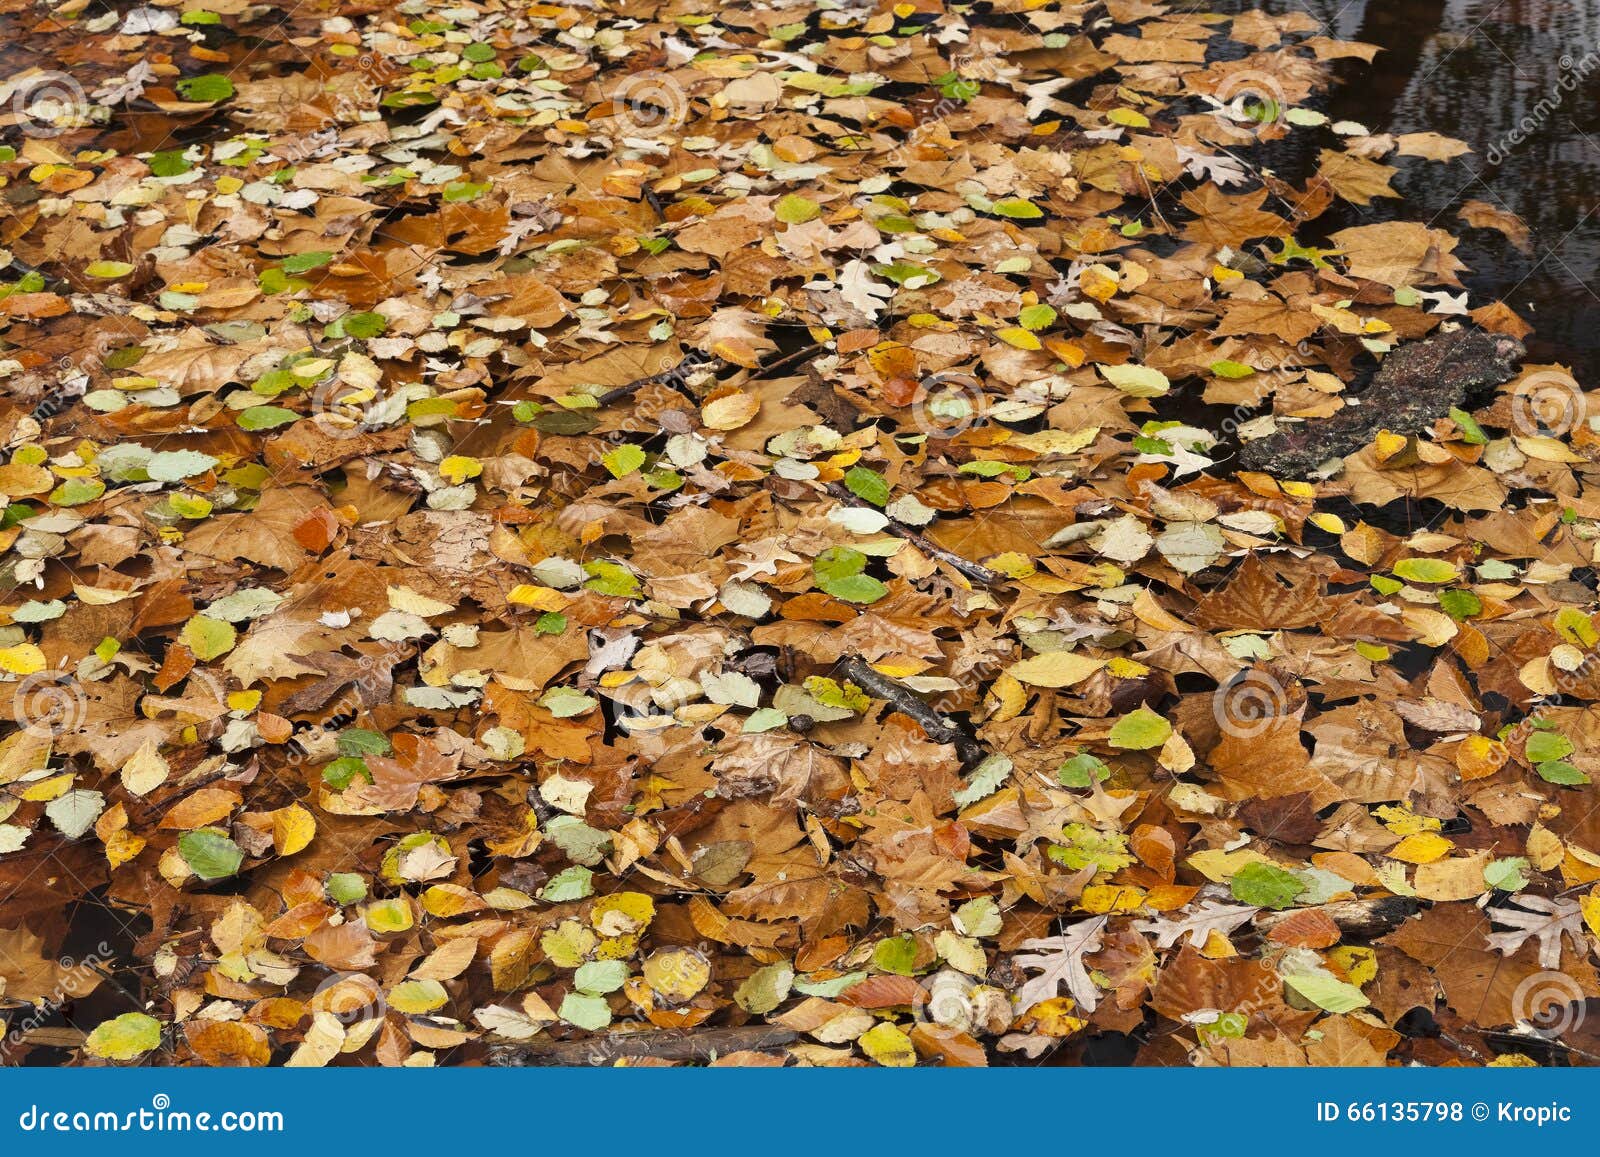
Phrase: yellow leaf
[
  {"left": 1187, "top": 848, "right": 1272, "bottom": 882},
  {"left": 387, "top": 978, "right": 448, "bottom": 1015},
  {"left": 985, "top": 672, "right": 1027, "bottom": 722},
  {"left": 1329, "top": 945, "right": 1378, "bottom": 987},
  {"left": 1078, "top": 884, "right": 1146, "bottom": 913},
  {"left": 1456, "top": 735, "right": 1507, "bottom": 781},
  {"left": 858, "top": 1021, "right": 917, "bottom": 1066},
  {"left": 642, "top": 947, "right": 711, "bottom": 1003},
  {"left": 590, "top": 891, "right": 654, "bottom": 937},
  {"left": 994, "top": 326, "right": 1042, "bottom": 350},
  {"left": 119, "top": 740, "right": 169, "bottom": 797},
  {"left": 272, "top": 803, "right": 316, "bottom": 856},
  {"left": 105, "top": 829, "right": 146, "bottom": 869},
  {"left": 1029, "top": 996, "right": 1087, "bottom": 1036},
  {"left": 438, "top": 455, "right": 482, "bottom": 484},
  {"left": 702, "top": 391, "right": 760, "bottom": 430},
  {"left": 1006, "top": 651, "right": 1106, "bottom": 688},
  {"left": 1388, "top": 832, "right": 1452, "bottom": 864},
  {"left": 0, "top": 644, "right": 46, "bottom": 675},
  {"left": 506, "top": 584, "right": 569, "bottom": 611},
  {"left": 364, "top": 898, "right": 414, "bottom": 934},
  {"left": 84, "top": 1012, "right": 162, "bottom": 1060},
  {"left": 1581, "top": 888, "right": 1600, "bottom": 939},
  {"left": 85, "top": 261, "right": 134, "bottom": 279}
]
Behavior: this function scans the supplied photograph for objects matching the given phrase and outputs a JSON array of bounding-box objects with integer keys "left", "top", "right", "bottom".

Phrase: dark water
[{"left": 1216, "top": 0, "right": 1600, "bottom": 382}]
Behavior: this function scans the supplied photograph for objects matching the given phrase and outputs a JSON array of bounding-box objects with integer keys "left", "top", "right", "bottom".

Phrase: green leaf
[
  {"left": 1210, "top": 359, "right": 1255, "bottom": 379},
  {"left": 1229, "top": 861, "right": 1305, "bottom": 910},
  {"left": 325, "top": 873, "right": 366, "bottom": 905},
  {"left": 992, "top": 198, "right": 1043, "bottom": 219},
  {"left": 818, "top": 573, "right": 888, "bottom": 604},
  {"left": 574, "top": 959, "right": 629, "bottom": 995},
  {"left": 1393, "top": 557, "right": 1458, "bottom": 584},
  {"left": 843, "top": 465, "right": 889, "bottom": 506},
  {"left": 179, "top": 615, "right": 236, "bottom": 660},
  {"left": 1100, "top": 363, "right": 1171, "bottom": 397},
  {"left": 541, "top": 866, "right": 595, "bottom": 902},
  {"left": 544, "top": 815, "right": 612, "bottom": 866},
  {"left": 149, "top": 149, "right": 192, "bottom": 178},
  {"left": 237, "top": 405, "right": 298, "bottom": 431},
  {"left": 583, "top": 560, "right": 641, "bottom": 599},
  {"left": 734, "top": 962, "right": 794, "bottom": 1014},
  {"left": 813, "top": 546, "right": 867, "bottom": 585},
  {"left": 872, "top": 935, "right": 919, "bottom": 976},
  {"left": 84, "top": 1012, "right": 162, "bottom": 1060},
  {"left": 558, "top": 992, "right": 612, "bottom": 1030},
  {"left": 178, "top": 828, "right": 244, "bottom": 880},
  {"left": 1537, "top": 760, "right": 1590, "bottom": 786},
  {"left": 280, "top": 250, "right": 332, "bottom": 274},
  {"left": 1449, "top": 407, "right": 1489, "bottom": 445},
  {"left": 794, "top": 970, "right": 867, "bottom": 997},
  {"left": 1057, "top": 752, "right": 1110, "bottom": 788},
  {"left": 1049, "top": 822, "right": 1134, "bottom": 875},
  {"left": 147, "top": 449, "right": 218, "bottom": 482},
  {"left": 775, "top": 194, "right": 821, "bottom": 224},
  {"left": 177, "top": 74, "right": 235, "bottom": 102},
  {"left": 1108, "top": 706, "right": 1172, "bottom": 750},
  {"left": 321, "top": 756, "right": 372, "bottom": 790},
  {"left": 1484, "top": 856, "right": 1530, "bottom": 892},
  {"left": 539, "top": 685, "right": 599, "bottom": 718},
  {"left": 442, "top": 180, "right": 491, "bottom": 203},
  {"left": 1526, "top": 731, "right": 1575, "bottom": 764},
  {"left": 1018, "top": 303, "right": 1056, "bottom": 331},
  {"left": 85, "top": 260, "right": 134, "bottom": 279},
  {"left": 602, "top": 443, "right": 646, "bottom": 478},
  {"left": 1284, "top": 972, "right": 1368, "bottom": 1013},
  {"left": 50, "top": 478, "right": 104, "bottom": 506},
  {"left": 952, "top": 753, "right": 1013, "bottom": 807},
  {"left": 954, "top": 897, "right": 1003, "bottom": 938},
  {"left": 337, "top": 728, "right": 391, "bottom": 757},
  {"left": 1437, "top": 589, "right": 1482, "bottom": 620},
  {"left": 341, "top": 311, "right": 388, "bottom": 338}
]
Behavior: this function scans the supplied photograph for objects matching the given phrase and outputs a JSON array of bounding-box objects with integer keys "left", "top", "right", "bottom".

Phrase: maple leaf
[
  {"left": 1485, "top": 895, "right": 1586, "bottom": 970},
  {"left": 1134, "top": 900, "right": 1259, "bottom": 949},
  {"left": 1012, "top": 917, "right": 1108, "bottom": 1013}
]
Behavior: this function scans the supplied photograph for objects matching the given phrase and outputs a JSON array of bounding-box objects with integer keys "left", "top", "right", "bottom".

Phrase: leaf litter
[{"left": 0, "top": 0, "right": 1590, "bottom": 1069}]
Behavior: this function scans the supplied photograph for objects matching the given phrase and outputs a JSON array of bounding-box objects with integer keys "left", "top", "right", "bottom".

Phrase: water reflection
[{"left": 1212, "top": 0, "right": 1600, "bottom": 381}]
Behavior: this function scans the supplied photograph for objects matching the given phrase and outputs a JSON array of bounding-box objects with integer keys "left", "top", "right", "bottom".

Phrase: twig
[
  {"left": 824, "top": 482, "right": 1003, "bottom": 588},
  {"left": 596, "top": 342, "right": 825, "bottom": 407},
  {"left": 1254, "top": 896, "right": 1420, "bottom": 938},
  {"left": 836, "top": 656, "right": 987, "bottom": 766},
  {"left": 486, "top": 1025, "right": 799, "bottom": 1066}
]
